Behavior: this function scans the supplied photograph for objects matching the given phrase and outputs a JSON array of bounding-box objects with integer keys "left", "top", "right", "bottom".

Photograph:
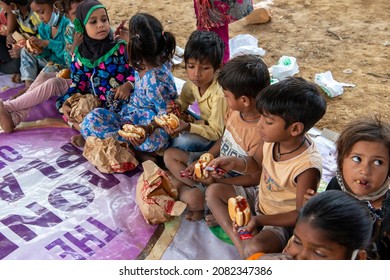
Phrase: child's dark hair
[
  {"left": 57, "top": 0, "right": 83, "bottom": 14},
  {"left": 218, "top": 54, "right": 270, "bottom": 99},
  {"left": 31, "top": 0, "right": 56, "bottom": 5},
  {"left": 184, "top": 30, "right": 224, "bottom": 71},
  {"left": 127, "top": 13, "right": 176, "bottom": 72},
  {"left": 256, "top": 77, "right": 327, "bottom": 132},
  {"left": 299, "top": 190, "right": 373, "bottom": 258},
  {"left": 2, "top": 0, "right": 28, "bottom": 5},
  {"left": 336, "top": 115, "right": 390, "bottom": 176}
]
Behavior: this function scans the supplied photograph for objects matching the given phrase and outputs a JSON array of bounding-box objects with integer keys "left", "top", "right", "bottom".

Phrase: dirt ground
[{"left": 104, "top": 0, "right": 389, "bottom": 133}]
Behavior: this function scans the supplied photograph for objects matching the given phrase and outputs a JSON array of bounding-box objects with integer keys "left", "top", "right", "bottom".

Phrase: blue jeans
[
  {"left": 169, "top": 132, "right": 214, "bottom": 152},
  {"left": 20, "top": 48, "right": 48, "bottom": 82}
]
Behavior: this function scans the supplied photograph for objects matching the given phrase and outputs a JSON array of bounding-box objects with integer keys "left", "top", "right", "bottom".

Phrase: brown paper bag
[
  {"left": 66, "top": 93, "right": 101, "bottom": 123},
  {"left": 136, "top": 160, "right": 187, "bottom": 224},
  {"left": 83, "top": 136, "right": 139, "bottom": 173}
]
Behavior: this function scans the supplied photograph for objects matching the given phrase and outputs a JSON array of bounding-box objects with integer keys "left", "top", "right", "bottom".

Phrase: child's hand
[
  {"left": 6, "top": 34, "right": 15, "bottom": 47},
  {"left": 233, "top": 216, "right": 256, "bottom": 235},
  {"left": 166, "top": 100, "right": 180, "bottom": 115},
  {"left": 192, "top": 172, "right": 215, "bottom": 186},
  {"left": 159, "top": 118, "right": 187, "bottom": 136},
  {"left": 208, "top": 156, "right": 237, "bottom": 174},
  {"left": 61, "top": 102, "right": 77, "bottom": 124},
  {"left": 113, "top": 82, "right": 132, "bottom": 100},
  {"left": 180, "top": 163, "right": 195, "bottom": 178},
  {"left": 29, "top": 37, "right": 47, "bottom": 50},
  {"left": 9, "top": 46, "right": 21, "bottom": 59},
  {"left": 204, "top": 165, "right": 225, "bottom": 178},
  {"left": 114, "top": 20, "right": 129, "bottom": 41},
  {"left": 122, "top": 125, "right": 147, "bottom": 146},
  {"left": 70, "top": 33, "right": 83, "bottom": 54}
]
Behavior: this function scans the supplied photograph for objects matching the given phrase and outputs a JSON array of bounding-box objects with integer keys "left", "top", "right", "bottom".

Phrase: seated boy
[
  {"left": 0, "top": 0, "right": 40, "bottom": 80},
  {"left": 163, "top": 30, "right": 227, "bottom": 152},
  {"left": 208, "top": 77, "right": 327, "bottom": 259},
  {"left": 164, "top": 54, "right": 270, "bottom": 221}
]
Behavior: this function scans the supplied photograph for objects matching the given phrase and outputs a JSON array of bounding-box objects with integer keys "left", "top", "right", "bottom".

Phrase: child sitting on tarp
[
  {"left": 209, "top": 77, "right": 327, "bottom": 259},
  {"left": 164, "top": 54, "right": 270, "bottom": 222},
  {"left": 0, "top": 0, "right": 40, "bottom": 80},
  {"left": 163, "top": 30, "right": 227, "bottom": 153}
]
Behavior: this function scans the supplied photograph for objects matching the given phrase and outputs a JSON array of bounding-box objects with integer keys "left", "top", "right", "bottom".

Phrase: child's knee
[
  {"left": 163, "top": 147, "right": 188, "bottom": 165},
  {"left": 180, "top": 187, "right": 204, "bottom": 210}
]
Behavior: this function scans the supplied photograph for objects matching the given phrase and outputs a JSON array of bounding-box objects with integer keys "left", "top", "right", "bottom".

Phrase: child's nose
[
  {"left": 193, "top": 67, "right": 201, "bottom": 77},
  {"left": 359, "top": 162, "right": 371, "bottom": 176}
]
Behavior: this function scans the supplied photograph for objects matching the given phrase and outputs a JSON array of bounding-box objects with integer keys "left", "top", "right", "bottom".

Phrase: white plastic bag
[
  {"left": 314, "top": 71, "right": 356, "bottom": 98},
  {"left": 229, "top": 34, "right": 266, "bottom": 59},
  {"left": 269, "top": 56, "right": 299, "bottom": 80}
]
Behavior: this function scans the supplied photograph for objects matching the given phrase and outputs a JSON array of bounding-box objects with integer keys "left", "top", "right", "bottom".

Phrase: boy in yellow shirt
[{"left": 164, "top": 30, "right": 227, "bottom": 152}]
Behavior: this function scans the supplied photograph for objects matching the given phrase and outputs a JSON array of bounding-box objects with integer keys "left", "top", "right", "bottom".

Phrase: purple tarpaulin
[{"left": 0, "top": 127, "right": 157, "bottom": 260}]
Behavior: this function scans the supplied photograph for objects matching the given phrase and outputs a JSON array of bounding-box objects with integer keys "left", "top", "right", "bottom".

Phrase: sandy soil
[{"left": 104, "top": 0, "right": 390, "bottom": 132}]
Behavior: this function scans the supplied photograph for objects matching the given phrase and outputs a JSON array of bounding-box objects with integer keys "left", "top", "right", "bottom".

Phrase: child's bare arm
[
  {"left": 252, "top": 167, "right": 321, "bottom": 228},
  {"left": 213, "top": 145, "right": 262, "bottom": 186},
  {"left": 295, "top": 168, "right": 321, "bottom": 211}
]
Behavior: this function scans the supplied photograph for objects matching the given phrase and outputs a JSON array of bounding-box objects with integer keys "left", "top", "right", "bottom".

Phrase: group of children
[{"left": 0, "top": 0, "right": 389, "bottom": 261}]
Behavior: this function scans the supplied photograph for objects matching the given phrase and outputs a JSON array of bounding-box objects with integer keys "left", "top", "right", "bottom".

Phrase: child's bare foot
[
  {"left": 0, "top": 100, "right": 14, "bottom": 133},
  {"left": 185, "top": 210, "right": 204, "bottom": 222},
  {"left": 12, "top": 73, "right": 21, "bottom": 83},
  {"left": 205, "top": 213, "right": 219, "bottom": 227},
  {"left": 71, "top": 134, "right": 86, "bottom": 147}
]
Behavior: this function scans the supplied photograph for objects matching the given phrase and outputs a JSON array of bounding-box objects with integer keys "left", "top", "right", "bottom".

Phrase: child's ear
[
  {"left": 241, "top": 95, "right": 250, "bottom": 107},
  {"left": 290, "top": 122, "right": 304, "bottom": 136}
]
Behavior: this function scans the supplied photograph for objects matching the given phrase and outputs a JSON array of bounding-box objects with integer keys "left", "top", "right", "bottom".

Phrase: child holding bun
[
  {"left": 209, "top": 77, "right": 326, "bottom": 259},
  {"left": 0, "top": 0, "right": 82, "bottom": 133},
  {"left": 79, "top": 12, "right": 177, "bottom": 155},
  {"left": 163, "top": 30, "right": 227, "bottom": 153},
  {"left": 164, "top": 54, "right": 270, "bottom": 222}
]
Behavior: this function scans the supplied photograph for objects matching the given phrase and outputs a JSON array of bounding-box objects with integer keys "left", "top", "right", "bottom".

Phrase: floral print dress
[{"left": 80, "top": 63, "right": 178, "bottom": 153}]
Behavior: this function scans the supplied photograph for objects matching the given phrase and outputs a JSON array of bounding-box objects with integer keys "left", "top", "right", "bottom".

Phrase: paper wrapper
[
  {"left": 66, "top": 93, "right": 101, "bottom": 123},
  {"left": 136, "top": 160, "right": 187, "bottom": 224},
  {"left": 83, "top": 136, "right": 139, "bottom": 173}
]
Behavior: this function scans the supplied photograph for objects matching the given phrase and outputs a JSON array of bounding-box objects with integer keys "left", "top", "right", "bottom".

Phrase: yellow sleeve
[
  {"left": 189, "top": 88, "right": 227, "bottom": 141},
  {"left": 175, "top": 81, "right": 195, "bottom": 112}
]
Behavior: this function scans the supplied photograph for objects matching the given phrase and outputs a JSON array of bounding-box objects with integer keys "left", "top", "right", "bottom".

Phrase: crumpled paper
[
  {"left": 83, "top": 136, "right": 139, "bottom": 174},
  {"left": 136, "top": 160, "right": 187, "bottom": 224},
  {"left": 66, "top": 93, "right": 101, "bottom": 123}
]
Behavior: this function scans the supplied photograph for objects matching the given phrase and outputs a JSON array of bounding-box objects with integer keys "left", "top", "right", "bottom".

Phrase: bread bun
[
  {"left": 154, "top": 113, "right": 180, "bottom": 129},
  {"left": 26, "top": 38, "right": 42, "bottom": 54},
  {"left": 228, "top": 195, "right": 251, "bottom": 227},
  {"left": 193, "top": 153, "right": 214, "bottom": 179},
  {"left": 118, "top": 124, "right": 145, "bottom": 139},
  {"left": 12, "top": 31, "right": 27, "bottom": 48},
  {"left": 56, "top": 68, "right": 71, "bottom": 79}
]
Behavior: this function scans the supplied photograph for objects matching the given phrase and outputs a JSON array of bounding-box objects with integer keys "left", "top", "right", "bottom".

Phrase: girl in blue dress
[{"left": 80, "top": 12, "right": 178, "bottom": 154}]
